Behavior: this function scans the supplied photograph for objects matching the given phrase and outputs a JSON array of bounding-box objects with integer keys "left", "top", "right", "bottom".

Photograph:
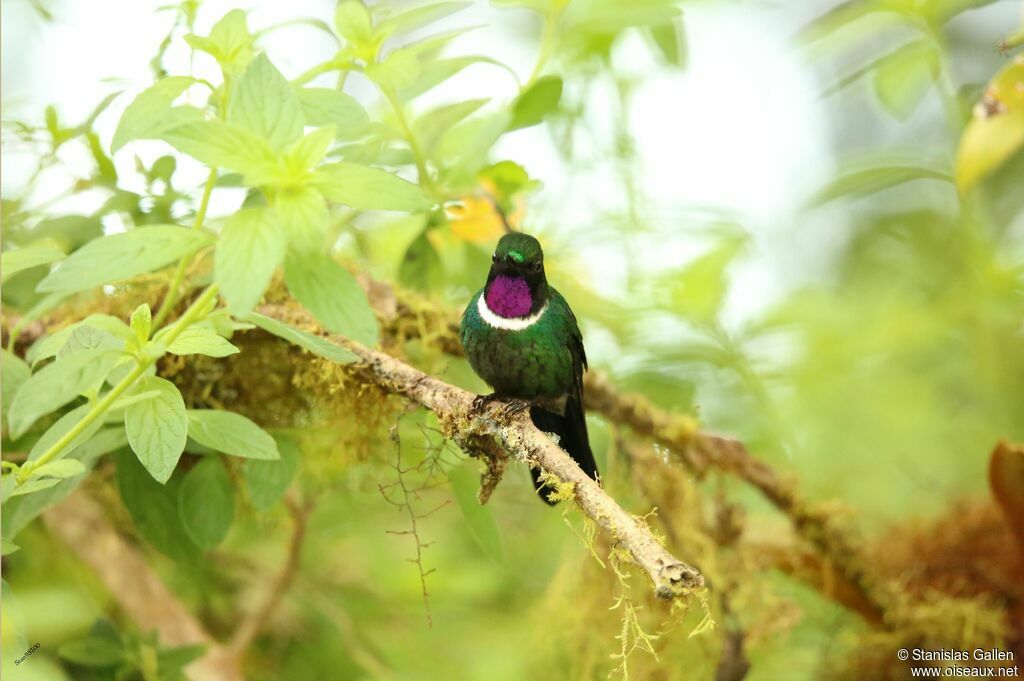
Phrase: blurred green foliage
[{"left": 2, "top": 0, "right": 1023, "bottom": 680}]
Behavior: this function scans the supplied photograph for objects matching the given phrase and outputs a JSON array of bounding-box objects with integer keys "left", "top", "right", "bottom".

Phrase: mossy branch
[{"left": 257, "top": 303, "right": 704, "bottom": 600}]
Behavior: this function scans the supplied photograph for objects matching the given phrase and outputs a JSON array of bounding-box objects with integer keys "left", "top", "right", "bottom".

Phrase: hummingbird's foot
[
  {"left": 471, "top": 393, "right": 501, "bottom": 415},
  {"left": 502, "top": 399, "right": 530, "bottom": 418}
]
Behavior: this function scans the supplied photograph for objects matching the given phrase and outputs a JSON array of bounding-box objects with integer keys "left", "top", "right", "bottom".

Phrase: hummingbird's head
[{"left": 484, "top": 233, "right": 548, "bottom": 319}]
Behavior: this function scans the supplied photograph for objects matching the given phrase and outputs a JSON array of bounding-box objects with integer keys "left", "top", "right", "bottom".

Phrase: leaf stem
[
  {"left": 381, "top": 87, "right": 434, "bottom": 195},
  {"left": 151, "top": 167, "right": 218, "bottom": 330},
  {"left": 525, "top": 2, "right": 566, "bottom": 88},
  {"left": 17, "top": 284, "right": 220, "bottom": 483}
]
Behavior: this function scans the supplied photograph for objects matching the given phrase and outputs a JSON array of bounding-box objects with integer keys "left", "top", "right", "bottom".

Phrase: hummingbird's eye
[{"left": 491, "top": 253, "right": 497, "bottom": 262}]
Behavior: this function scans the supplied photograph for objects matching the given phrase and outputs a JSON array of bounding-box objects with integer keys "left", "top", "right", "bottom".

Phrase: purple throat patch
[{"left": 485, "top": 275, "right": 533, "bottom": 318}]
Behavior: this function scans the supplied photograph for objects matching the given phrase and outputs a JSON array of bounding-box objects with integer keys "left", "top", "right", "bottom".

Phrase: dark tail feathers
[{"left": 529, "top": 397, "right": 598, "bottom": 505}]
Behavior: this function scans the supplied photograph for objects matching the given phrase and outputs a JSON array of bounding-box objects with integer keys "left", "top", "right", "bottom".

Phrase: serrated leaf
[
  {"left": 7, "top": 349, "right": 121, "bottom": 438},
  {"left": 335, "top": 1, "right": 374, "bottom": 46},
  {"left": 311, "top": 162, "right": 431, "bottom": 212},
  {"left": 215, "top": 207, "right": 287, "bottom": 313},
  {"left": 33, "top": 459, "right": 87, "bottom": 479},
  {"left": 399, "top": 55, "right": 509, "bottom": 100},
  {"left": 37, "top": 226, "right": 214, "bottom": 295},
  {"left": 125, "top": 376, "right": 187, "bottom": 483},
  {"left": 297, "top": 88, "right": 369, "bottom": 139},
  {"left": 178, "top": 457, "right": 235, "bottom": 549},
  {"left": 186, "top": 409, "right": 279, "bottom": 460},
  {"left": 414, "top": 98, "right": 489, "bottom": 153},
  {"left": 284, "top": 251, "right": 379, "bottom": 346},
  {"left": 366, "top": 48, "right": 421, "bottom": 91},
  {"left": 112, "top": 77, "right": 195, "bottom": 152},
  {"left": 58, "top": 325, "right": 122, "bottom": 360},
  {"left": 1, "top": 245, "right": 65, "bottom": 283},
  {"left": 244, "top": 437, "right": 299, "bottom": 511},
  {"left": 271, "top": 186, "right": 329, "bottom": 254},
  {"left": 130, "top": 303, "right": 152, "bottom": 342},
  {"left": 164, "top": 324, "right": 239, "bottom": 358},
  {"left": 26, "top": 314, "right": 132, "bottom": 366},
  {"left": 228, "top": 53, "right": 305, "bottom": 151},
  {"left": 186, "top": 9, "right": 254, "bottom": 74},
  {"left": 448, "top": 462, "right": 505, "bottom": 560},
  {"left": 509, "top": 76, "right": 562, "bottom": 130},
  {"left": 8, "top": 478, "right": 61, "bottom": 497},
  {"left": 161, "top": 120, "right": 277, "bottom": 174},
  {"left": 284, "top": 126, "right": 336, "bottom": 174},
  {"left": 240, "top": 312, "right": 359, "bottom": 363},
  {"left": 115, "top": 449, "right": 198, "bottom": 561}
]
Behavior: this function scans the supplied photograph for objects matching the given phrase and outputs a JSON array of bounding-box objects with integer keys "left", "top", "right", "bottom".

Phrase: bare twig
[{"left": 228, "top": 495, "right": 312, "bottom": 656}]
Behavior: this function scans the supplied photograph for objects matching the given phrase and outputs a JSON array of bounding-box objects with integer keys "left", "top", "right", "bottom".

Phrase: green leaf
[
  {"left": 377, "top": 2, "right": 471, "bottom": 37},
  {"left": 244, "top": 437, "right": 299, "bottom": 511},
  {"left": 111, "top": 77, "right": 195, "bottom": 152},
  {"left": 240, "top": 312, "right": 359, "bottom": 363},
  {"left": 125, "top": 376, "right": 187, "bottom": 483},
  {"left": 271, "top": 187, "right": 329, "bottom": 254},
  {"left": 215, "top": 207, "right": 287, "bottom": 314},
  {"left": 366, "top": 48, "right": 421, "bottom": 91},
  {"left": 1, "top": 350, "right": 30, "bottom": 431},
  {"left": 186, "top": 9, "right": 254, "bottom": 74},
  {"left": 33, "top": 459, "right": 87, "bottom": 479},
  {"left": 311, "top": 162, "right": 431, "bottom": 211},
  {"left": 957, "top": 112, "right": 1024, "bottom": 192},
  {"left": 228, "top": 53, "right": 305, "bottom": 151},
  {"left": 873, "top": 40, "right": 938, "bottom": 121},
  {"left": 4, "top": 426, "right": 125, "bottom": 538},
  {"left": 115, "top": 449, "right": 198, "bottom": 561},
  {"left": 7, "top": 348, "right": 121, "bottom": 438},
  {"left": 509, "top": 76, "right": 562, "bottom": 130},
  {"left": 178, "top": 457, "right": 235, "bottom": 549},
  {"left": 1, "top": 537, "right": 19, "bottom": 556},
  {"left": 186, "top": 409, "right": 279, "bottom": 460},
  {"left": 647, "top": 21, "right": 687, "bottom": 69},
  {"left": 8, "top": 478, "right": 61, "bottom": 497},
  {"left": 297, "top": 88, "right": 369, "bottom": 139},
  {"left": 334, "top": 1, "right": 374, "bottom": 46},
  {"left": 27, "top": 404, "right": 104, "bottom": 463},
  {"left": 37, "top": 225, "right": 214, "bottom": 295},
  {"left": 164, "top": 324, "right": 239, "bottom": 358},
  {"left": 58, "top": 635, "right": 124, "bottom": 668},
  {"left": 1, "top": 245, "right": 65, "bottom": 283},
  {"left": 161, "top": 120, "right": 278, "bottom": 174},
  {"left": 812, "top": 165, "right": 953, "bottom": 205},
  {"left": 399, "top": 55, "right": 509, "bottom": 100},
  {"left": 130, "top": 303, "right": 152, "bottom": 343},
  {"left": 57, "top": 325, "right": 123, "bottom": 360},
  {"left": 671, "top": 233, "right": 747, "bottom": 322},
  {"left": 448, "top": 462, "right": 504, "bottom": 560},
  {"left": 414, "top": 99, "right": 489, "bottom": 153},
  {"left": 284, "top": 251, "right": 379, "bottom": 346},
  {"left": 283, "top": 126, "right": 336, "bottom": 174},
  {"left": 435, "top": 111, "right": 510, "bottom": 174},
  {"left": 26, "top": 314, "right": 132, "bottom": 366}
]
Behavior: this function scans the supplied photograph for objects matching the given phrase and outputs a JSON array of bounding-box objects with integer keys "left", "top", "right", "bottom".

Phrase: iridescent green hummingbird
[{"left": 459, "top": 232, "right": 598, "bottom": 503}]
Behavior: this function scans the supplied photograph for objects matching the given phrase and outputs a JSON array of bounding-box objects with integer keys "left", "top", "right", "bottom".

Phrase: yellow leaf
[
  {"left": 955, "top": 58, "right": 1024, "bottom": 192},
  {"left": 446, "top": 196, "right": 508, "bottom": 243}
]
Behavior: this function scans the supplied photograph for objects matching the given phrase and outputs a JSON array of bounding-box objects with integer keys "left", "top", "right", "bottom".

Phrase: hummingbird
[{"left": 459, "top": 232, "right": 598, "bottom": 503}]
